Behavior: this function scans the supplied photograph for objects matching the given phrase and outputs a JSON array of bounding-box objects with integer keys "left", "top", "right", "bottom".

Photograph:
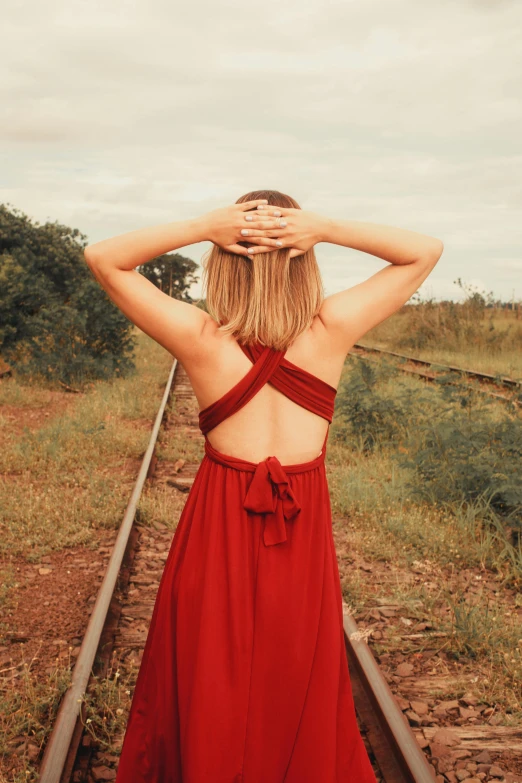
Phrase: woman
[{"left": 84, "top": 189, "right": 443, "bottom": 782}]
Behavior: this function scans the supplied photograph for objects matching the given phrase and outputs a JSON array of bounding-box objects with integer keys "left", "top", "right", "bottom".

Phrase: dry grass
[
  {"left": 0, "top": 332, "right": 173, "bottom": 559},
  {"left": 327, "top": 357, "right": 522, "bottom": 718},
  {"left": 0, "top": 330, "right": 174, "bottom": 779},
  {"left": 137, "top": 482, "right": 188, "bottom": 531},
  {"left": 0, "top": 651, "right": 72, "bottom": 783},
  {"left": 79, "top": 649, "right": 136, "bottom": 756},
  {"left": 364, "top": 307, "right": 522, "bottom": 379},
  {"left": 328, "top": 435, "right": 521, "bottom": 581},
  {"left": 156, "top": 394, "right": 204, "bottom": 465}
]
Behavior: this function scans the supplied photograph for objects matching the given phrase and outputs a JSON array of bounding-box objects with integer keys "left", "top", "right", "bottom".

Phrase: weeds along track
[
  {"left": 37, "top": 357, "right": 177, "bottom": 783},
  {"left": 350, "top": 344, "right": 521, "bottom": 406},
  {"left": 38, "top": 361, "right": 459, "bottom": 783}
]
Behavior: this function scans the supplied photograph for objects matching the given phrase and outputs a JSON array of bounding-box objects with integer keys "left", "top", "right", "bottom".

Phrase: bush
[
  {"left": 0, "top": 204, "right": 137, "bottom": 385},
  {"left": 403, "top": 397, "right": 522, "bottom": 524},
  {"left": 336, "top": 357, "right": 522, "bottom": 525},
  {"left": 0, "top": 205, "right": 199, "bottom": 386},
  {"left": 335, "top": 358, "right": 411, "bottom": 451}
]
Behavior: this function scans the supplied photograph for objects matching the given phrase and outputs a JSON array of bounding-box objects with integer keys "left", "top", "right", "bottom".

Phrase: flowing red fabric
[{"left": 115, "top": 341, "right": 376, "bottom": 783}]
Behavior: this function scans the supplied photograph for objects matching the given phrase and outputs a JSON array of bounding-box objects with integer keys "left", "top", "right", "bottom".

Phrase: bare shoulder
[
  {"left": 283, "top": 316, "right": 349, "bottom": 390},
  {"left": 183, "top": 316, "right": 348, "bottom": 393}
]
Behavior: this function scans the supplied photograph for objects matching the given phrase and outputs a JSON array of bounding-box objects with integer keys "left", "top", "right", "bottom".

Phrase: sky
[{"left": 1, "top": 0, "right": 521, "bottom": 303}]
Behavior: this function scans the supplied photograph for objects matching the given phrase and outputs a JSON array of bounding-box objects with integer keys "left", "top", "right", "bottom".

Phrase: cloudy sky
[{"left": 2, "top": 0, "right": 521, "bottom": 302}]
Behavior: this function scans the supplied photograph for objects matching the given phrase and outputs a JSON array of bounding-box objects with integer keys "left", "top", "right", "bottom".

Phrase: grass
[
  {"left": 136, "top": 389, "right": 204, "bottom": 529},
  {"left": 363, "top": 306, "right": 522, "bottom": 379},
  {"left": 79, "top": 650, "right": 136, "bottom": 755},
  {"left": 328, "top": 434, "right": 521, "bottom": 581},
  {"left": 137, "top": 483, "right": 188, "bottom": 531},
  {"left": 0, "top": 329, "right": 174, "bottom": 780},
  {"left": 0, "top": 652, "right": 72, "bottom": 783},
  {"left": 3, "top": 300, "right": 521, "bottom": 771},
  {"left": 0, "top": 331, "right": 174, "bottom": 559},
  {"left": 156, "top": 393, "right": 204, "bottom": 465},
  {"left": 0, "top": 382, "right": 58, "bottom": 409},
  {"left": 327, "top": 350, "right": 522, "bottom": 719}
]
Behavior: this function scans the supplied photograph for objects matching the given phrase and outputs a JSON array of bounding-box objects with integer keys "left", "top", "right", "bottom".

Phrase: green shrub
[
  {"left": 335, "top": 358, "right": 522, "bottom": 526},
  {"left": 0, "top": 204, "right": 198, "bottom": 386},
  {"left": 335, "top": 358, "right": 411, "bottom": 450},
  {"left": 0, "top": 204, "right": 136, "bottom": 385},
  {"left": 403, "top": 407, "right": 522, "bottom": 523}
]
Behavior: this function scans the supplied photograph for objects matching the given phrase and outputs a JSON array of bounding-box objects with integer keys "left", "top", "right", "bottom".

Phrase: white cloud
[{"left": 1, "top": 0, "right": 521, "bottom": 301}]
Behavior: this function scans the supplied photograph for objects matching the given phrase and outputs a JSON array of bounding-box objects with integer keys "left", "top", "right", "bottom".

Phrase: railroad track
[
  {"left": 37, "top": 359, "right": 517, "bottom": 782},
  {"left": 350, "top": 344, "right": 521, "bottom": 405}
]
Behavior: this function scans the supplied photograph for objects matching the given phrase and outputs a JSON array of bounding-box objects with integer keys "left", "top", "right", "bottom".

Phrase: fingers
[
  {"left": 238, "top": 201, "right": 289, "bottom": 217},
  {"left": 245, "top": 245, "right": 281, "bottom": 255},
  {"left": 242, "top": 228, "right": 287, "bottom": 238},
  {"left": 226, "top": 243, "right": 274, "bottom": 256},
  {"left": 244, "top": 213, "right": 283, "bottom": 221},
  {"left": 245, "top": 244, "right": 304, "bottom": 256},
  {"left": 240, "top": 228, "right": 286, "bottom": 239},
  {"left": 245, "top": 239, "right": 305, "bottom": 257},
  {"left": 244, "top": 236, "right": 285, "bottom": 248},
  {"left": 243, "top": 216, "right": 287, "bottom": 228},
  {"left": 227, "top": 242, "right": 303, "bottom": 257},
  {"left": 238, "top": 199, "right": 269, "bottom": 211},
  {"left": 256, "top": 205, "right": 289, "bottom": 217},
  {"left": 225, "top": 238, "right": 303, "bottom": 257}
]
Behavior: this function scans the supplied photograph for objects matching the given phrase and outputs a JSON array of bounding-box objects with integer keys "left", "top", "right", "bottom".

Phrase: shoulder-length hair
[{"left": 201, "top": 189, "right": 324, "bottom": 352}]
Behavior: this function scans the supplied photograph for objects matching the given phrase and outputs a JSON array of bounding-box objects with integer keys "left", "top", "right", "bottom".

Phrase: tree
[
  {"left": 138, "top": 252, "right": 199, "bottom": 300},
  {"left": 0, "top": 204, "right": 136, "bottom": 385}
]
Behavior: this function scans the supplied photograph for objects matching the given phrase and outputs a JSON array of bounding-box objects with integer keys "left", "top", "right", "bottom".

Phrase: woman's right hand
[{"left": 200, "top": 199, "right": 287, "bottom": 257}]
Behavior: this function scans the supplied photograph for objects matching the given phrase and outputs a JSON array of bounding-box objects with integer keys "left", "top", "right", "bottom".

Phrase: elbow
[
  {"left": 423, "top": 238, "right": 444, "bottom": 267},
  {"left": 432, "top": 237, "right": 444, "bottom": 258},
  {"left": 83, "top": 245, "right": 100, "bottom": 268},
  {"left": 83, "top": 245, "right": 110, "bottom": 275}
]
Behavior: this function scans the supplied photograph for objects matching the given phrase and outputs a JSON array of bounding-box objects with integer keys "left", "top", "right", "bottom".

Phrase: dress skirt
[{"left": 115, "top": 437, "right": 377, "bottom": 783}]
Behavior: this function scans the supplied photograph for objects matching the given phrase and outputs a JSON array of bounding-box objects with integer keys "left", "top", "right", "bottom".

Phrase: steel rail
[
  {"left": 38, "top": 358, "right": 177, "bottom": 783},
  {"left": 344, "top": 614, "right": 434, "bottom": 783},
  {"left": 353, "top": 343, "right": 521, "bottom": 389},
  {"left": 39, "top": 355, "right": 437, "bottom": 782},
  {"left": 349, "top": 350, "right": 518, "bottom": 407}
]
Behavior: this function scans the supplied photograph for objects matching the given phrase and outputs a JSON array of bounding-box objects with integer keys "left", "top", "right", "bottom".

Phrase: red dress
[{"left": 115, "top": 341, "right": 376, "bottom": 783}]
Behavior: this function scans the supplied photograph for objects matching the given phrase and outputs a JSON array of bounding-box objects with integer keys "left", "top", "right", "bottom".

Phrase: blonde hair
[{"left": 201, "top": 189, "right": 324, "bottom": 351}]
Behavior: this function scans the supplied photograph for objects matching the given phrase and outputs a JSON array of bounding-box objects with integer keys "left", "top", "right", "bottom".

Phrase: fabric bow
[{"left": 243, "top": 456, "right": 301, "bottom": 546}]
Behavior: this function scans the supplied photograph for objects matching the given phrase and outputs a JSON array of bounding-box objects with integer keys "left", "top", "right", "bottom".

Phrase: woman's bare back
[
  {"left": 181, "top": 315, "right": 348, "bottom": 465},
  {"left": 84, "top": 198, "right": 443, "bottom": 466}
]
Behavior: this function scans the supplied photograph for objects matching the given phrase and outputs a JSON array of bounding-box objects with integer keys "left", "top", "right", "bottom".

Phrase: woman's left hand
[{"left": 238, "top": 205, "right": 327, "bottom": 257}]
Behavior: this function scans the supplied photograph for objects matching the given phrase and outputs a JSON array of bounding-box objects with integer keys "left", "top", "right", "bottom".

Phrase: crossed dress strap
[
  {"left": 239, "top": 341, "right": 337, "bottom": 425},
  {"left": 198, "top": 343, "right": 286, "bottom": 436},
  {"left": 198, "top": 341, "right": 336, "bottom": 436},
  {"left": 198, "top": 341, "right": 337, "bottom": 547}
]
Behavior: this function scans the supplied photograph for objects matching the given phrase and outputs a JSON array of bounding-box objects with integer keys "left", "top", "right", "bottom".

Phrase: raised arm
[
  {"left": 316, "top": 218, "right": 444, "bottom": 349},
  {"left": 243, "top": 206, "right": 444, "bottom": 352},
  {"left": 83, "top": 199, "right": 276, "bottom": 361}
]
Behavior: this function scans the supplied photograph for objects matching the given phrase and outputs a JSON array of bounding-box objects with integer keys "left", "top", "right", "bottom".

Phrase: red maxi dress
[{"left": 115, "top": 340, "right": 376, "bottom": 783}]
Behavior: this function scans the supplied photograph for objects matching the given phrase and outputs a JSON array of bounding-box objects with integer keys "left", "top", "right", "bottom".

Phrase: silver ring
[{"left": 277, "top": 217, "right": 282, "bottom": 227}]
